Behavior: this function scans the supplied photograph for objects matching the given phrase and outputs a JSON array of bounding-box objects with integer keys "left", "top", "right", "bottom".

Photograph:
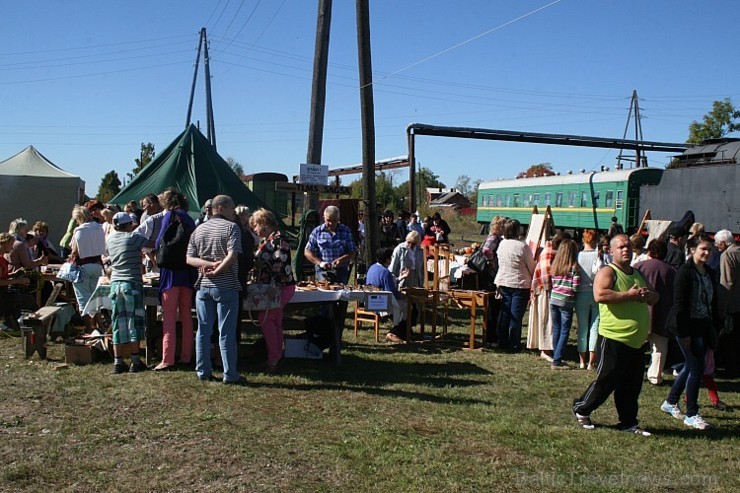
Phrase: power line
[
  {"left": 0, "top": 48, "right": 194, "bottom": 72},
  {"left": 221, "top": 0, "right": 249, "bottom": 39},
  {"left": 218, "top": 0, "right": 264, "bottom": 55},
  {"left": 0, "top": 33, "right": 193, "bottom": 57},
  {"left": 361, "top": 0, "right": 563, "bottom": 91},
  {"left": 205, "top": 0, "right": 226, "bottom": 27},
  {"left": 0, "top": 60, "right": 190, "bottom": 85},
  {"left": 0, "top": 40, "right": 193, "bottom": 69},
  {"left": 210, "top": 0, "right": 232, "bottom": 33}
]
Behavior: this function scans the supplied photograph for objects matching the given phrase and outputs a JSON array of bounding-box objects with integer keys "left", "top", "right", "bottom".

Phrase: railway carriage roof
[{"left": 478, "top": 167, "right": 661, "bottom": 190}]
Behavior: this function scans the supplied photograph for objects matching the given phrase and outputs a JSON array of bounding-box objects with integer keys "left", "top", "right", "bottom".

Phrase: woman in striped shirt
[{"left": 550, "top": 239, "right": 580, "bottom": 369}]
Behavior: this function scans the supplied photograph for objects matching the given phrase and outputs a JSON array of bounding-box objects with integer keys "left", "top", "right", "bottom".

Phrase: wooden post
[{"left": 305, "top": 0, "right": 333, "bottom": 211}]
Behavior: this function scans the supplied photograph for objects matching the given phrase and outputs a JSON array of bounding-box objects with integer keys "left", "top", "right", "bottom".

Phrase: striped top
[
  {"left": 106, "top": 231, "right": 148, "bottom": 283},
  {"left": 551, "top": 267, "right": 580, "bottom": 305},
  {"left": 187, "top": 216, "right": 242, "bottom": 291}
]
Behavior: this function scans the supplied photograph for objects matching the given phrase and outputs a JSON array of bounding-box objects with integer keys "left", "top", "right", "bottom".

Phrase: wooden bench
[{"left": 22, "top": 305, "right": 63, "bottom": 359}]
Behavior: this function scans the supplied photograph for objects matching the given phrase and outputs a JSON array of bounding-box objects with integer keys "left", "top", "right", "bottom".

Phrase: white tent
[{"left": 0, "top": 146, "right": 85, "bottom": 247}]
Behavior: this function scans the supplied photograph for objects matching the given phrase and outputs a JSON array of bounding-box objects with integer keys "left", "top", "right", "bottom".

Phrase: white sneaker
[
  {"left": 683, "top": 414, "right": 711, "bottom": 430},
  {"left": 621, "top": 425, "right": 652, "bottom": 437},
  {"left": 660, "top": 400, "right": 685, "bottom": 420}
]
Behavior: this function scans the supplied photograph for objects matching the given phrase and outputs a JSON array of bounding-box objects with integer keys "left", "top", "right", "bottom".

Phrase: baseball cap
[{"left": 113, "top": 212, "right": 133, "bottom": 226}]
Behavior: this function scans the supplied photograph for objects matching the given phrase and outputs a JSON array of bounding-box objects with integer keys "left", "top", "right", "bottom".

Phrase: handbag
[
  {"left": 243, "top": 281, "right": 282, "bottom": 312},
  {"left": 467, "top": 249, "right": 488, "bottom": 274},
  {"left": 57, "top": 261, "right": 83, "bottom": 283}
]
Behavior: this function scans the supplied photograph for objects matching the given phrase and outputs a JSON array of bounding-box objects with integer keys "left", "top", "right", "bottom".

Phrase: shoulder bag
[{"left": 58, "top": 261, "right": 83, "bottom": 283}]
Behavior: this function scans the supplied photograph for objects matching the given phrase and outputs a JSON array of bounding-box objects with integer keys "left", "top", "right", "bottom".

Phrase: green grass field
[{"left": 1, "top": 310, "right": 738, "bottom": 492}]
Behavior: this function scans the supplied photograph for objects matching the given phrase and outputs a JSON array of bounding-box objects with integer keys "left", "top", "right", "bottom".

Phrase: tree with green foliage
[
  {"left": 687, "top": 98, "right": 740, "bottom": 144},
  {"left": 96, "top": 170, "right": 121, "bottom": 203},
  {"left": 396, "top": 167, "right": 446, "bottom": 209},
  {"left": 226, "top": 156, "right": 245, "bottom": 177},
  {"left": 127, "top": 142, "right": 155, "bottom": 181},
  {"left": 348, "top": 166, "right": 446, "bottom": 213}
]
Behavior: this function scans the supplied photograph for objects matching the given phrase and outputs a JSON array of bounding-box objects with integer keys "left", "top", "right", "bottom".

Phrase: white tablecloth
[
  {"left": 82, "top": 278, "right": 160, "bottom": 316},
  {"left": 83, "top": 280, "right": 394, "bottom": 316}
]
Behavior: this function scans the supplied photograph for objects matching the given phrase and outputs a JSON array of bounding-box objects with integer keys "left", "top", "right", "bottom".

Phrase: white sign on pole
[{"left": 299, "top": 163, "right": 329, "bottom": 185}]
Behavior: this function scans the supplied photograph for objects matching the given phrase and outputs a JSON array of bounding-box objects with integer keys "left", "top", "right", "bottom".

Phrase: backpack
[{"left": 156, "top": 216, "right": 191, "bottom": 270}]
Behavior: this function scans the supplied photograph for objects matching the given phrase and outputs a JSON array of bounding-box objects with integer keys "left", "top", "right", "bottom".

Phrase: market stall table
[{"left": 82, "top": 278, "right": 392, "bottom": 367}]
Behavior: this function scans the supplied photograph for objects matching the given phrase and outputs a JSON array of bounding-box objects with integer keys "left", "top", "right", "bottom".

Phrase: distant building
[{"left": 429, "top": 190, "right": 472, "bottom": 210}]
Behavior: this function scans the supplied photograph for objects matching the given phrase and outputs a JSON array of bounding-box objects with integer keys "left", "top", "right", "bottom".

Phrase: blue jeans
[
  {"left": 497, "top": 287, "right": 529, "bottom": 351},
  {"left": 667, "top": 333, "right": 706, "bottom": 417},
  {"left": 195, "top": 287, "right": 240, "bottom": 382},
  {"left": 550, "top": 303, "right": 574, "bottom": 365},
  {"left": 575, "top": 290, "right": 599, "bottom": 353}
]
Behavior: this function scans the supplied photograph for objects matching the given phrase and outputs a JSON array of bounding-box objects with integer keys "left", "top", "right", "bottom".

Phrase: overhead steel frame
[{"left": 405, "top": 123, "right": 691, "bottom": 213}]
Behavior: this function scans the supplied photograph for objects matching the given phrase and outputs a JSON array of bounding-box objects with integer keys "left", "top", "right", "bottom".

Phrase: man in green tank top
[{"left": 572, "top": 234, "right": 658, "bottom": 435}]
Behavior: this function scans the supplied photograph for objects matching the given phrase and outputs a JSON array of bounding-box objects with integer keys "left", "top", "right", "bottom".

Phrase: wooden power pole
[
  {"left": 185, "top": 28, "right": 217, "bottom": 150},
  {"left": 356, "top": 0, "right": 378, "bottom": 263},
  {"left": 305, "top": 0, "right": 333, "bottom": 211}
]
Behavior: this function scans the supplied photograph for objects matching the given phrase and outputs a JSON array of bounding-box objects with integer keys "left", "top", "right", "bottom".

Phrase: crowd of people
[
  {"left": 0, "top": 192, "right": 293, "bottom": 384},
  {"left": 475, "top": 214, "right": 738, "bottom": 433},
  {"left": 2, "top": 196, "right": 738, "bottom": 433},
  {"left": 373, "top": 210, "right": 452, "bottom": 249}
]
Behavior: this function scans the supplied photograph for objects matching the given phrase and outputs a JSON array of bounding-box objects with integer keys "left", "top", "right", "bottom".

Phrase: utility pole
[
  {"left": 356, "top": 0, "right": 378, "bottom": 263},
  {"left": 203, "top": 28, "right": 216, "bottom": 150},
  {"left": 305, "top": 0, "right": 333, "bottom": 211},
  {"left": 185, "top": 29, "right": 204, "bottom": 129},
  {"left": 617, "top": 90, "right": 645, "bottom": 169}
]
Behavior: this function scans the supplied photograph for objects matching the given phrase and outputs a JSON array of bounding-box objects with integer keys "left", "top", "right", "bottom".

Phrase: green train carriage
[{"left": 476, "top": 168, "right": 664, "bottom": 231}]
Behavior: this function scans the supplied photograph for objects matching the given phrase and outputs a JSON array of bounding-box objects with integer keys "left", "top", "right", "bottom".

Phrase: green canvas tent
[{"left": 111, "top": 125, "right": 279, "bottom": 222}]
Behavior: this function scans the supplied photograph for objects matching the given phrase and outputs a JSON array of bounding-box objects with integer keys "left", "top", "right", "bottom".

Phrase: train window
[
  {"left": 593, "top": 191, "right": 600, "bottom": 207},
  {"left": 616, "top": 190, "right": 624, "bottom": 209},
  {"left": 568, "top": 192, "right": 576, "bottom": 207},
  {"left": 544, "top": 193, "right": 552, "bottom": 206},
  {"left": 513, "top": 194, "right": 520, "bottom": 207},
  {"left": 533, "top": 193, "right": 540, "bottom": 206},
  {"left": 555, "top": 192, "right": 563, "bottom": 207},
  {"left": 523, "top": 194, "right": 531, "bottom": 207},
  {"left": 581, "top": 191, "right": 589, "bottom": 207},
  {"left": 605, "top": 190, "right": 614, "bottom": 208},
  {"left": 505, "top": 194, "right": 511, "bottom": 207},
  {"left": 497, "top": 195, "right": 503, "bottom": 207}
]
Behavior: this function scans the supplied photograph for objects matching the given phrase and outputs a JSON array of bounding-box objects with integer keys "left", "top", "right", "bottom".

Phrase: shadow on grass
[
  {"left": 608, "top": 422, "right": 740, "bottom": 441},
  {"left": 244, "top": 350, "right": 496, "bottom": 405},
  {"left": 245, "top": 380, "right": 494, "bottom": 406}
]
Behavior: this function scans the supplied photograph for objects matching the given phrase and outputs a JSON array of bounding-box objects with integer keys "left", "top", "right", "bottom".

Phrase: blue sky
[{"left": 1, "top": 0, "right": 738, "bottom": 195}]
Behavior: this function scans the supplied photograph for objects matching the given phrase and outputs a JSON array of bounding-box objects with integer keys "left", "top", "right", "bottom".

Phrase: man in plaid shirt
[{"left": 305, "top": 206, "right": 356, "bottom": 284}]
